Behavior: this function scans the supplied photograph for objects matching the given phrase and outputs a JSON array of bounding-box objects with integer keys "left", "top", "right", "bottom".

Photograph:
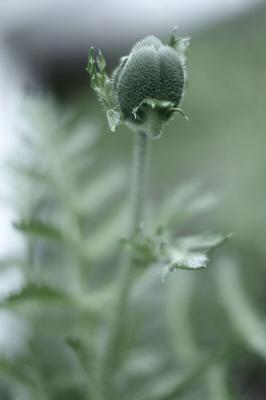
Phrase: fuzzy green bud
[
  {"left": 115, "top": 36, "right": 184, "bottom": 123},
  {"left": 87, "top": 29, "right": 190, "bottom": 136}
]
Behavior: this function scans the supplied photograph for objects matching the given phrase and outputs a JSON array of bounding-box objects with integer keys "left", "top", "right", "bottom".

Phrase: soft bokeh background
[
  {"left": 0, "top": 0, "right": 265, "bottom": 257},
  {"left": 0, "top": 1, "right": 266, "bottom": 399}
]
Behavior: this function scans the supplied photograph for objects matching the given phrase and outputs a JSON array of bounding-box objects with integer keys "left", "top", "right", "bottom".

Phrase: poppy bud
[
  {"left": 115, "top": 36, "right": 184, "bottom": 122},
  {"left": 87, "top": 29, "right": 189, "bottom": 135}
]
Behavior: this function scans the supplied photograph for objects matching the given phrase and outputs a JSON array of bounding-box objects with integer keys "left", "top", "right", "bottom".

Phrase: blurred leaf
[
  {"left": 154, "top": 182, "right": 217, "bottom": 233},
  {"left": 119, "top": 351, "right": 170, "bottom": 385},
  {"left": 8, "top": 161, "right": 47, "bottom": 184},
  {"left": 61, "top": 121, "right": 98, "bottom": 164},
  {"left": 13, "top": 220, "right": 63, "bottom": 242},
  {"left": 215, "top": 258, "right": 266, "bottom": 360},
  {"left": 0, "top": 357, "right": 36, "bottom": 388},
  {"left": 206, "top": 365, "right": 232, "bottom": 400},
  {"left": 0, "top": 256, "right": 25, "bottom": 270},
  {"left": 86, "top": 202, "right": 128, "bottom": 260},
  {"left": 165, "top": 273, "right": 199, "bottom": 362},
  {"left": 66, "top": 336, "right": 104, "bottom": 400},
  {"left": 0, "top": 284, "right": 76, "bottom": 308},
  {"left": 66, "top": 337, "right": 89, "bottom": 369},
  {"left": 175, "top": 233, "right": 232, "bottom": 253},
  {"left": 49, "top": 384, "right": 87, "bottom": 400},
  {"left": 75, "top": 168, "right": 126, "bottom": 216},
  {"left": 135, "top": 344, "right": 234, "bottom": 400}
]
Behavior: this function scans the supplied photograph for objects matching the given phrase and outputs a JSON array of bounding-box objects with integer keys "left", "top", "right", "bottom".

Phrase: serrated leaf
[
  {"left": 62, "top": 121, "right": 98, "bottom": 163},
  {"left": 13, "top": 220, "right": 63, "bottom": 242}
]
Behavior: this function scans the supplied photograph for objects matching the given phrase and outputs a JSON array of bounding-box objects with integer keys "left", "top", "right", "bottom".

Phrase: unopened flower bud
[
  {"left": 114, "top": 36, "right": 184, "bottom": 133},
  {"left": 87, "top": 29, "right": 190, "bottom": 136}
]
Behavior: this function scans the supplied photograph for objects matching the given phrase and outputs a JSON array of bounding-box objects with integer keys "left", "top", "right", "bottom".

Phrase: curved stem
[{"left": 101, "top": 130, "right": 149, "bottom": 393}]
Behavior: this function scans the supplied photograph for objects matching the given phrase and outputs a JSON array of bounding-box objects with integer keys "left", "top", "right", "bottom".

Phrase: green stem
[
  {"left": 130, "top": 130, "right": 149, "bottom": 231},
  {"left": 101, "top": 130, "right": 149, "bottom": 392}
]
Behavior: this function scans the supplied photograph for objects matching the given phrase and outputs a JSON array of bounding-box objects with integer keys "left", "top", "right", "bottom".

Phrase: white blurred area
[
  {"left": 0, "top": 0, "right": 263, "bottom": 266},
  {"left": 0, "top": 0, "right": 263, "bottom": 43},
  {"left": 0, "top": 46, "right": 26, "bottom": 257}
]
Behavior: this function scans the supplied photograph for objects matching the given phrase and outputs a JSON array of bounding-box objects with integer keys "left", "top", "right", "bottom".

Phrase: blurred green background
[{"left": 0, "top": 1, "right": 266, "bottom": 399}]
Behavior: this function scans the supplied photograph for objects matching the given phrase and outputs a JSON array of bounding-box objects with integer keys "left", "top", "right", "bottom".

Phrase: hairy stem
[
  {"left": 101, "top": 130, "right": 149, "bottom": 393},
  {"left": 130, "top": 130, "right": 149, "bottom": 231}
]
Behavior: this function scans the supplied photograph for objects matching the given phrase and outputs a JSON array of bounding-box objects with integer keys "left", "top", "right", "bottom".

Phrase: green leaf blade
[
  {"left": 0, "top": 283, "right": 76, "bottom": 309},
  {"left": 13, "top": 220, "right": 63, "bottom": 242}
]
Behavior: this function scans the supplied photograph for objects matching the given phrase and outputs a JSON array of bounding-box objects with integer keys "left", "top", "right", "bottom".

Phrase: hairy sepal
[{"left": 86, "top": 47, "right": 123, "bottom": 132}]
